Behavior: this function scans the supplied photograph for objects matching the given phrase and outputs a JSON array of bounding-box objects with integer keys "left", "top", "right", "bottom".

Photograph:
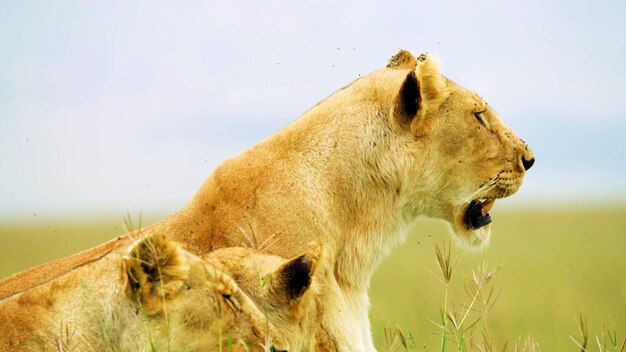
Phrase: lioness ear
[
  {"left": 387, "top": 50, "right": 418, "bottom": 69},
  {"left": 124, "top": 234, "right": 190, "bottom": 314},
  {"left": 389, "top": 50, "right": 421, "bottom": 127},
  {"left": 415, "top": 53, "right": 446, "bottom": 105},
  {"left": 400, "top": 53, "right": 448, "bottom": 136},
  {"left": 392, "top": 70, "right": 421, "bottom": 128},
  {"left": 268, "top": 242, "right": 321, "bottom": 303}
]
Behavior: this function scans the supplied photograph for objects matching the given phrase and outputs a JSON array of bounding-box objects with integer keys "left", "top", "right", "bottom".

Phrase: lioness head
[{"left": 386, "top": 50, "right": 535, "bottom": 247}]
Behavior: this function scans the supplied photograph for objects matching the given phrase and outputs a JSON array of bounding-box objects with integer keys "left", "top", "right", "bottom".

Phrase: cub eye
[{"left": 473, "top": 111, "right": 487, "bottom": 127}]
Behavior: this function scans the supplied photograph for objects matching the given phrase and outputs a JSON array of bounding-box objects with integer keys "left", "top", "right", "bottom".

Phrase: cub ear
[
  {"left": 124, "top": 233, "right": 190, "bottom": 314},
  {"left": 268, "top": 242, "right": 321, "bottom": 303}
]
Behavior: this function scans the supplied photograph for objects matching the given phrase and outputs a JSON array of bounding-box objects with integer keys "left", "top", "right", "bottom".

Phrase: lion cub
[
  {"left": 205, "top": 243, "right": 337, "bottom": 351},
  {"left": 0, "top": 234, "right": 329, "bottom": 351}
]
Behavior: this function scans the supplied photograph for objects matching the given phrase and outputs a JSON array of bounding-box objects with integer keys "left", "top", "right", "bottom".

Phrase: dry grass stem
[
  {"left": 472, "top": 263, "right": 503, "bottom": 289},
  {"left": 511, "top": 336, "right": 540, "bottom": 352},
  {"left": 383, "top": 325, "right": 413, "bottom": 352},
  {"left": 569, "top": 314, "right": 589, "bottom": 352},
  {"left": 236, "top": 223, "right": 278, "bottom": 254},
  {"left": 434, "top": 241, "right": 461, "bottom": 285}
]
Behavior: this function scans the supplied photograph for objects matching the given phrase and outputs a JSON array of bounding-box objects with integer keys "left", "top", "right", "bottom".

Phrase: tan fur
[
  {"left": 162, "top": 50, "right": 533, "bottom": 350},
  {"left": 386, "top": 50, "right": 417, "bottom": 69},
  {"left": 204, "top": 242, "right": 338, "bottom": 351},
  {"left": 124, "top": 233, "right": 191, "bottom": 315},
  {"left": 0, "top": 50, "right": 534, "bottom": 351},
  {"left": 0, "top": 236, "right": 129, "bottom": 300},
  {"left": 0, "top": 234, "right": 297, "bottom": 351}
]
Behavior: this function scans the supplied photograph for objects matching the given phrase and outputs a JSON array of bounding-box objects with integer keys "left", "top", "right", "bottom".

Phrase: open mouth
[{"left": 465, "top": 198, "right": 495, "bottom": 229}]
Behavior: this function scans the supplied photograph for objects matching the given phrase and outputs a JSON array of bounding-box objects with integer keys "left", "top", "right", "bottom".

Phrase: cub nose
[{"left": 522, "top": 156, "right": 535, "bottom": 171}]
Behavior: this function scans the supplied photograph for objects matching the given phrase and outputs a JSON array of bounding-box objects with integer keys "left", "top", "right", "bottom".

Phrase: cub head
[
  {"left": 386, "top": 50, "right": 535, "bottom": 248},
  {"left": 123, "top": 234, "right": 289, "bottom": 351},
  {"left": 203, "top": 243, "right": 336, "bottom": 351}
]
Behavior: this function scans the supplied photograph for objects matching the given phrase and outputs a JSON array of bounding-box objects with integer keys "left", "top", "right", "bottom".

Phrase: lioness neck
[{"left": 168, "top": 69, "right": 430, "bottom": 290}]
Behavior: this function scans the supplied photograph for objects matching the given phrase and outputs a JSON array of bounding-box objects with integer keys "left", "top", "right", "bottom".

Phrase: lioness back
[{"left": 0, "top": 235, "right": 129, "bottom": 300}]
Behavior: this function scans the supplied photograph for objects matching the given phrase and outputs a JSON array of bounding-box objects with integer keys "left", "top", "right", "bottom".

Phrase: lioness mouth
[{"left": 466, "top": 199, "right": 495, "bottom": 229}]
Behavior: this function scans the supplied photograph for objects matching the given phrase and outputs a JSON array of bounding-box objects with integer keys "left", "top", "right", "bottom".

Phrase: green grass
[
  {"left": 1, "top": 206, "right": 625, "bottom": 351},
  {"left": 369, "top": 206, "right": 626, "bottom": 351}
]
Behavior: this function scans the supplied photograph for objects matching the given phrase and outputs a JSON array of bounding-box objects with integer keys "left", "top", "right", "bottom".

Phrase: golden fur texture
[
  {"left": 204, "top": 242, "right": 338, "bottom": 351},
  {"left": 0, "top": 236, "right": 129, "bottom": 300},
  {"left": 0, "top": 234, "right": 295, "bottom": 351},
  {"left": 0, "top": 50, "right": 534, "bottom": 351},
  {"left": 161, "top": 49, "right": 534, "bottom": 350}
]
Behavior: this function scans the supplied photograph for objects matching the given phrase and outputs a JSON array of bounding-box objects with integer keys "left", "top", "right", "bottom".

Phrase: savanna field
[{"left": 1, "top": 206, "right": 624, "bottom": 351}]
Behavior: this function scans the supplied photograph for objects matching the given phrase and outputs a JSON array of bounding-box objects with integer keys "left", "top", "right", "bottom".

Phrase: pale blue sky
[{"left": 1, "top": 1, "right": 625, "bottom": 219}]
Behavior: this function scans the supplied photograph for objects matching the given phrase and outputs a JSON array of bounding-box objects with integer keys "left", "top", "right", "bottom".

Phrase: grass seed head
[{"left": 434, "top": 241, "right": 460, "bottom": 285}]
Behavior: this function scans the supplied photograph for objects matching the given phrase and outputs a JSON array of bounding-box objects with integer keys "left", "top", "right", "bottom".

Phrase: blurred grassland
[
  {"left": 1, "top": 206, "right": 625, "bottom": 351},
  {"left": 370, "top": 206, "right": 626, "bottom": 351}
]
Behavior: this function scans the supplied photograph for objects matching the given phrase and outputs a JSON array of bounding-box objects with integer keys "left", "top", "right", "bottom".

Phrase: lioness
[
  {"left": 0, "top": 234, "right": 329, "bottom": 351},
  {"left": 162, "top": 50, "right": 535, "bottom": 350},
  {"left": 0, "top": 50, "right": 534, "bottom": 350}
]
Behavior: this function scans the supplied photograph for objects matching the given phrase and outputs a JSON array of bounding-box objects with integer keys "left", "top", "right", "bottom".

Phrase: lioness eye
[{"left": 473, "top": 111, "right": 487, "bottom": 127}]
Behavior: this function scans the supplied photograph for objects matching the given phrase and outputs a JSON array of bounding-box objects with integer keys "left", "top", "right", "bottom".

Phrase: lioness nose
[{"left": 522, "top": 156, "right": 535, "bottom": 171}]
